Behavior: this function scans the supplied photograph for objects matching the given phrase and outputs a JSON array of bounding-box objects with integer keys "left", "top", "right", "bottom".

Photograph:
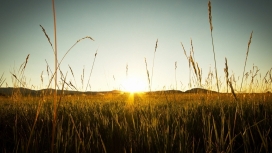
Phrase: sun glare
[{"left": 122, "top": 77, "right": 146, "bottom": 93}]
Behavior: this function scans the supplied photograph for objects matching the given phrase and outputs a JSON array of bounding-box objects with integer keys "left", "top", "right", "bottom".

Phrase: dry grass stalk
[
  {"left": 126, "top": 63, "right": 128, "bottom": 79},
  {"left": 81, "top": 66, "right": 85, "bottom": 90},
  {"left": 10, "top": 73, "right": 23, "bottom": 87},
  {"left": 69, "top": 81, "right": 78, "bottom": 91},
  {"left": 190, "top": 39, "right": 199, "bottom": 87},
  {"left": 151, "top": 39, "right": 158, "bottom": 90},
  {"left": 190, "top": 56, "right": 198, "bottom": 81},
  {"left": 57, "top": 72, "right": 67, "bottom": 106},
  {"left": 69, "top": 114, "right": 87, "bottom": 153},
  {"left": 188, "top": 39, "right": 202, "bottom": 88},
  {"left": 181, "top": 42, "right": 192, "bottom": 89},
  {"left": 181, "top": 42, "right": 188, "bottom": 58},
  {"left": 44, "top": 36, "right": 94, "bottom": 89},
  {"left": 263, "top": 70, "right": 270, "bottom": 83},
  {"left": 268, "top": 70, "right": 271, "bottom": 80},
  {"left": 249, "top": 65, "right": 260, "bottom": 92},
  {"left": 264, "top": 68, "right": 272, "bottom": 86},
  {"left": 0, "top": 72, "right": 6, "bottom": 87},
  {"left": 58, "top": 67, "right": 65, "bottom": 82},
  {"left": 40, "top": 25, "right": 54, "bottom": 52},
  {"left": 19, "top": 62, "right": 24, "bottom": 73},
  {"left": 61, "top": 77, "right": 73, "bottom": 90},
  {"left": 229, "top": 81, "right": 237, "bottom": 101},
  {"left": 240, "top": 31, "right": 253, "bottom": 92},
  {"left": 250, "top": 65, "right": 259, "bottom": 83},
  {"left": 224, "top": 58, "right": 237, "bottom": 101},
  {"left": 145, "top": 58, "right": 151, "bottom": 91},
  {"left": 21, "top": 54, "right": 30, "bottom": 74},
  {"left": 68, "top": 64, "right": 77, "bottom": 87},
  {"left": 46, "top": 64, "right": 49, "bottom": 78},
  {"left": 197, "top": 63, "right": 202, "bottom": 86},
  {"left": 190, "top": 38, "right": 195, "bottom": 59},
  {"left": 224, "top": 58, "right": 229, "bottom": 93},
  {"left": 45, "top": 60, "right": 60, "bottom": 89},
  {"left": 208, "top": 0, "right": 219, "bottom": 93},
  {"left": 40, "top": 34, "right": 94, "bottom": 90},
  {"left": 62, "top": 36, "right": 94, "bottom": 64},
  {"left": 175, "top": 61, "right": 177, "bottom": 90},
  {"left": 40, "top": 71, "right": 43, "bottom": 84},
  {"left": 86, "top": 49, "right": 98, "bottom": 91},
  {"left": 40, "top": 25, "right": 94, "bottom": 91},
  {"left": 208, "top": 1, "right": 213, "bottom": 32},
  {"left": 189, "top": 53, "right": 202, "bottom": 87},
  {"left": 51, "top": 0, "right": 58, "bottom": 151}
]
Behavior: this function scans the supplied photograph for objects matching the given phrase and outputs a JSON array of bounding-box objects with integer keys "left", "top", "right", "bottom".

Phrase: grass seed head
[
  {"left": 41, "top": 71, "right": 43, "bottom": 83},
  {"left": 22, "top": 54, "right": 30, "bottom": 74},
  {"left": 155, "top": 39, "right": 158, "bottom": 52},
  {"left": 40, "top": 25, "right": 54, "bottom": 51},
  {"left": 208, "top": 0, "right": 213, "bottom": 31}
]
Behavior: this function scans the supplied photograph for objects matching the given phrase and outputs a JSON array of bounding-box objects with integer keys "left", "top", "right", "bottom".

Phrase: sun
[{"left": 122, "top": 77, "right": 146, "bottom": 93}]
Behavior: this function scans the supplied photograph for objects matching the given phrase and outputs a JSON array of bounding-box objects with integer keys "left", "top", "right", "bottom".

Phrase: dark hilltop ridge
[
  {"left": 0, "top": 87, "right": 115, "bottom": 97},
  {"left": 0, "top": 87, "right": 218, "bottom": 97},
  {"left": 0, "top": 87, "right": 270, "bottom": 97},
  {"left": 185, "top": 88, "right": 218, "bottom": 94}
]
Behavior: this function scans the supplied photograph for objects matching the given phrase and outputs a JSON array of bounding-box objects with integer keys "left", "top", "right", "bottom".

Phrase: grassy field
[{"left": 0, "top": 92, "right": 272, "bottom": 152}]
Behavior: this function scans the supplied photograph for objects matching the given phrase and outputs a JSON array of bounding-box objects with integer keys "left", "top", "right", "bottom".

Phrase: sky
[{"left": 0, "top": 0, "right": 271, "bottom": 92}]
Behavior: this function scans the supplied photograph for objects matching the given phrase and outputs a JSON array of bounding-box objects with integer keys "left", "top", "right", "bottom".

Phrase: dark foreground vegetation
[{"left": 1, "top": 92, "right": 272, "bottom": 153}]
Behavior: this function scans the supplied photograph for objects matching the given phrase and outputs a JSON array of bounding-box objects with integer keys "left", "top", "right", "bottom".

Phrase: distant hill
[
  {"left": 0, "top": 87, "right": 37, "bottom": 96},
  {"left": 147, "top": 90, "right": 184, "bottom": 94},
  {"left": 0, "top": 87, "right": 217, "bottom": 97},
  {"left": 0, "top": 87, "right": 127, "bottom": 97},
  {"left": 184, "top": 88, "right": 218, "bottom": 94}
]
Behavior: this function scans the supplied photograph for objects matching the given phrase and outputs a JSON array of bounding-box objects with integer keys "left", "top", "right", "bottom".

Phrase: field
[{"left": 0, "top": 91, "right": 272, "bottom": 152}]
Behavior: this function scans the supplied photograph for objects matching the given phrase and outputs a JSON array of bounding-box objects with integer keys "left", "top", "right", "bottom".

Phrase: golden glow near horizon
[{"left": 122, "top": 76, "right": 146, "bottom": 93}]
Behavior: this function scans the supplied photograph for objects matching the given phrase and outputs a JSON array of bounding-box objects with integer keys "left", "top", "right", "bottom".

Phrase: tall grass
[
  {"left": 0, "top": 72, "right": 5, "bottom": 87},
  {"left": 224, "top": 58, "right": 238, "bottom": 101},
  {"left": 39, "top": 1, "right": 94, "bottom": 151},
  {"left": 208, "top": 0, "right": 219, "bottom": 93},
  {"left": 240, "top": 31, "right": 253, "bottom": 92},
  {"left": 51, "top": 0, "right": 58, "bottom": 151},
  {"left": 151, "top": 39, "right": 158, "bottom": 91},
  {"left": 1, "top": 93, "right": 272, "bottom": 152},
  {"left": 86, "top": 49, "right": 98, "bottom": 91},
  {"left": 144, "top": 58, "right": 151, "bottom": 92}
]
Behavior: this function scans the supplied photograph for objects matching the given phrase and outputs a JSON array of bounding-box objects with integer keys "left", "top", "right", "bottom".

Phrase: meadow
[
  {"left": 0, "top": 91, "right": 272, "bottom": 152},
  {"left": 1, "top": 1, "right": 272, "bottom": 153}
]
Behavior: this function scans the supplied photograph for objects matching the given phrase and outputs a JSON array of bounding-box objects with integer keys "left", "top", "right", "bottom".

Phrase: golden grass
[
  {"left": 224, "top": 58, "right": 238, "bottom": 101},
  {"left": 86, "top": 49, "right": 98, "bottom": 91},
  {"left": 224, "top": 58, "right": 229, "bottom": 93},
  {"left": 151, "top": 39, "right": 158, "bottom": 90},
  {"left": 144, "top": 58, "right": 151, "bottom": 92},
  {"left": 181, "top": 41, "right": 192, "bottom": 90},
  {"left": 40, "top": 25, "right": 54, "bottom": 51},
  {"left": 0, "top": 73, "right": 5, "bottom": 87},
  {"left": 175, "top": 61, "right": 177, "bottom": 89},
  {"left": 208, "top": 0, "right": 219, "bottom": 93},
  {"left": 240, "top": 31, "right": 254, "bottom": 92}
]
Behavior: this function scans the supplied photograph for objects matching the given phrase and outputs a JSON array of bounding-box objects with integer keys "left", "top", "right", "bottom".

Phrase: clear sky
[{"left": 0, "top": 0, "right": 271, "bottom": 92}]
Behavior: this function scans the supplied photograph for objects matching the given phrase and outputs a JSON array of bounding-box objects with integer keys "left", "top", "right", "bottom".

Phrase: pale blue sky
[{"left": 0, "top": 0, "right": 271, "bottom": 92}]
